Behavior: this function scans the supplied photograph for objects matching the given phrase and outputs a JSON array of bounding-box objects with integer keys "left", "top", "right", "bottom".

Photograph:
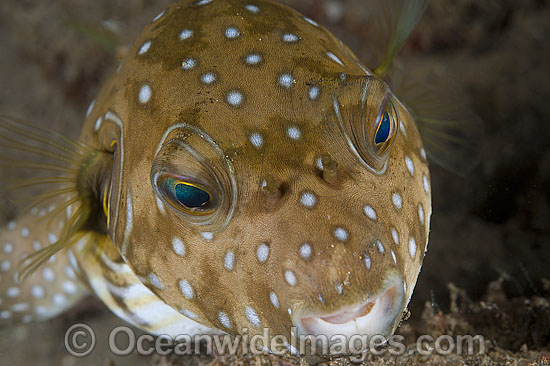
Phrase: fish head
[{"left": 89, "top": 0, "right": 431, "bottom": 350}]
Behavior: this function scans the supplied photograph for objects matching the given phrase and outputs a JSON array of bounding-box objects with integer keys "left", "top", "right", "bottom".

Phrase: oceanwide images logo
[{"left": 65, "top": 324, "right": 486, "bottom": 359}]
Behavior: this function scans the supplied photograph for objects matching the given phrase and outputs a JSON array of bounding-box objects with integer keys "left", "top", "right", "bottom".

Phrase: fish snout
[{"left": 292, "top": 273, "right": 404, "bottom": 341}]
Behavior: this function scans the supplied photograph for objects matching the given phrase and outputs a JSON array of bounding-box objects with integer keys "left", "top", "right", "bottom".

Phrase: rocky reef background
[{"left": 0, "top": 0, "right": 548, "bottom": 364}]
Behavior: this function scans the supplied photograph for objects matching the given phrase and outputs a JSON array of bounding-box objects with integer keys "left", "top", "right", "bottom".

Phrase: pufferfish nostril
[{"left": 293, "top": 274, "right": 405, "bottom": 340}]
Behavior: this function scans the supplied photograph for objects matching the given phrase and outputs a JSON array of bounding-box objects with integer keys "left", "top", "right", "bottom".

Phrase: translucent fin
[
  {"left": 63, "top": 20, "right": 120, "bottom": 55},
  {"left": 370, "top": 0, "right": 429, "bottom": 77},
  {"left": 0, "top": 115, "right": 101, "bottom": 280},
  {"left": 390, "top": 63, "right": 484, "bottom": 175}
]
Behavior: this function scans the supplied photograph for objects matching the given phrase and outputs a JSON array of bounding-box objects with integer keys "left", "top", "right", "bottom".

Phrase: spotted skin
[
  {"left": 0, "top": 201, "right": 87, "bottom": 323},
  {"left": 1, "top": 0, "right": 431, "bottom": 351}
]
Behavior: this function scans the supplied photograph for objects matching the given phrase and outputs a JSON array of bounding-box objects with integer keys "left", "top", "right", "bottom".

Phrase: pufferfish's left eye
[{"left": 373, "top": 97, "right": 399, "bottom": 155}]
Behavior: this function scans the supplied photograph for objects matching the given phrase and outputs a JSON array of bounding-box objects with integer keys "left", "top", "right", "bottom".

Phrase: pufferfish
[{"left": 0, "top": 0, "right": 453, "bottom": 356}]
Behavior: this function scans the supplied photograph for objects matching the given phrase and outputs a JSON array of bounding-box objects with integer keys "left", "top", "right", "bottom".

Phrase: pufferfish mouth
[{"left": 295, "top": 275, "right": 404, "bottom": 340}]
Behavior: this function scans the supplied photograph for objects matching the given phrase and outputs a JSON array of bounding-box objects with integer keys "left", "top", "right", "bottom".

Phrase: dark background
[{"left": 0, "top": 0, "right": 548, "bottom": 364}]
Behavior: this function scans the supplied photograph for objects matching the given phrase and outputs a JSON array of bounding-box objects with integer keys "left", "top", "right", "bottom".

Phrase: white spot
[
  {"left": 245, "top": 4, "right": 260, "bottom": 13},
  {"left": 65, "top": 266, "right": 76, "bottom": 279},
  {"left": 405, "top": 156, "right": 415, "bottom": 175},
  {"left": 35, "top": 306, "right": 49, "bottom": 317},
  {"left": 363, "top": 205, "right": 377, "bottom": 220},
  {"left": 149, "top": 273, "right": 163, "bottom": 290},
  {"left": 245, "top": 306, "right": 261, "bottom": 327},
  {"left": 245, "top": 5, "right": 260, "bottom": 14},
  {"left": 300, "top": 192, "right": 317, "bottom": 208},
  {"left": 224, "top": 251, "right": 235, "bottom": 271},
  {"left": 376, "top": 240, "right": 385, "bottom": 254},
  {"left": 423, "top": 175, "right": 430, "bottom": 194},
  {"left": 138, "top": 40, "right": 151, "bottom": 55},
  {"left": 32, "top": 285, "right": 45, "bottom": 299},
  {"left": 86, "top": 100, "right": 95, "bottom": 118},
  {"left": 282, "top": 33, "right": 299, "bottom": 43},
  {"left": 172, "top": 237, "right": 186, "bottom": 257},
  {"left": 316, "top": 157, "right": 324, "bottom": 170},
  {"left": 179, "top": 29, "right": 193, "bottom": 40},
  {"left": 152, "top": 10, "right": 166, "bottom": 22},
  {"left": 179, "top": 280, "right": 194, "bottom": 300},
  {"left": 180, "top": 308, "right": 198, "bottom": 319},
  {"left": 279, "top": 73, "right": 295, "bottom": 88},
  {"left": 63, "top": 281, "right": 78, "bottom": 294},
  {"left": 181, "top": 58, "right": 196, "bottom": 70},
  {"left": 336, "top": 283, "right": 343, "bottom": 294},
  {"left": 0, "top": 311, "right": 10, "bottom": 319},
  {"left": 391, "top": 228, "right": 399, "bottom": 245},
  {"left": 299, "top": 243, "right": 312, "bottom": 259},
  {"left": 333, "top": 227, "right": 348, "bottom": 241},
  {"left": 245, "top": 53, "right": 262, "bottom": 65},
  {"left": 287, "top": 126, "right": 301, "bottom": 140},
  {"left": 392, "top": 193, "right": 402, "bottom": 209},
  {"left": 420, "top": 148, "right": 427, "bottom": 160},
  {"left": 256, "top": 243, "right": 269, "bottom": 263},
  {"left": 1, "top": 260, "right": 10, "bottom": 272},
  {"left": 418, "top": 204, "right": 425, "bottom": 225},
  {"left": 30, "top": 207, "right": 38, "bottom": 216},
  {"left": 94, "top": 116, "right": 103, "bottom": 132},
  {"left": 409, "top": 237, "right": 417, "bottom": 258},
  {"left": 304, "top": 17, "right": 319, "bottom": 27},
  {"left": 227, "top": 91, "right": 244, "bottom": 106},
  {"left": 195, "top": 0, "right": 213, "bottom": 5},
  {"left": 270, "top": 291, "right": 280, "bottom": 309},
  {"left": 364, "top": 255, "right": 371, "bottom": 269},
  {"left": 3, "top": 243, "right": 13, "bottom": 254},
  {"left": 285, "top": 270, "right": 297, "bottom": 286},
  {"left": 21, "top": 227, "right": 29, "bottom": 238},
  {"left": 155, "top": 196, "right": 166, "bottom": 216},
  {"left": 249, "top": 133, "right": 263, "bottom": 148},
  {"left": 391, "top": 250, "right": 397, "bottom": 264},
  {"left": 42, "top": 267, "right": 55, "bottom": 282},
  {"left": 200, "top": 72, "right": 216, "bottom": 84},
  {"left": 400, "top": 122, "right": 407, "bottom": 137},
  {"left": 219, "top": 311, "right": 231, "bottom": 328},
  {"left": 12, "top": 303, "right": 29, "bottom": 312},
  {"left": 48, "top": 233, "right": 57, "bottom": 244},
  {"left": 53, "top": 293, "right": 67, "bottom": 306},
  {"left": 201, "top": 232, "right": 213, "bottom": 241},
  {"left": 6, "top": 287, "right": 20, "bottom": 298},
  {"left": 308, "top": 86, "right": 320, "bottom": 100},
  {"left": 318, "top": 294, "right": 325, "bottom": 304},
  {"left": 326, "top": 52, "right": 344, "bottom": 66},
  {"left": 139, "top": 84, "right": 152, "bottom": 104},
  {"left": 225, "top": 26, "right": 240, "bottom": 39}
]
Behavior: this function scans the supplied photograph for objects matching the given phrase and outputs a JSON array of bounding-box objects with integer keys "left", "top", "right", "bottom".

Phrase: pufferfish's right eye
[
  {"left": 156, "top": 173, "right": 216, "bottom": 215},
  {"left": 151, "top": 125, "right": 236, "bottom": 228}
]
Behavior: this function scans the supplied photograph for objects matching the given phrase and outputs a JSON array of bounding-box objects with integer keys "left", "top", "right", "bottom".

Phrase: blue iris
[
  {"left": 175, "top": 183, "right": 210, "bottom": 208},
  {"left": 375, "top": 113, "right": 391, "bottom": 144}
]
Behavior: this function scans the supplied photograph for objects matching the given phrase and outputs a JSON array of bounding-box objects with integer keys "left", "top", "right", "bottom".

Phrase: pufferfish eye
[
  {"left": 373, "top": 97, "right": 399, "bottom": 155},
  {"left": 156, "top": 174, "right": 214, "bottom": 215},
  {"left": 150, "top": 125, "right": 236, "bottom": 228},
  {"left": 331, "top": 76, "right": 400, "bottom": 173}
]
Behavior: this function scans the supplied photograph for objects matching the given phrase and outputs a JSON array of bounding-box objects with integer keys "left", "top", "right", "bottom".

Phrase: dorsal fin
[
  {"left": 363, "top": 0, "right": 484, "bottom": 175},
  {"left": 370, "top": 0, "right": 429, "bottom": 78}
]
